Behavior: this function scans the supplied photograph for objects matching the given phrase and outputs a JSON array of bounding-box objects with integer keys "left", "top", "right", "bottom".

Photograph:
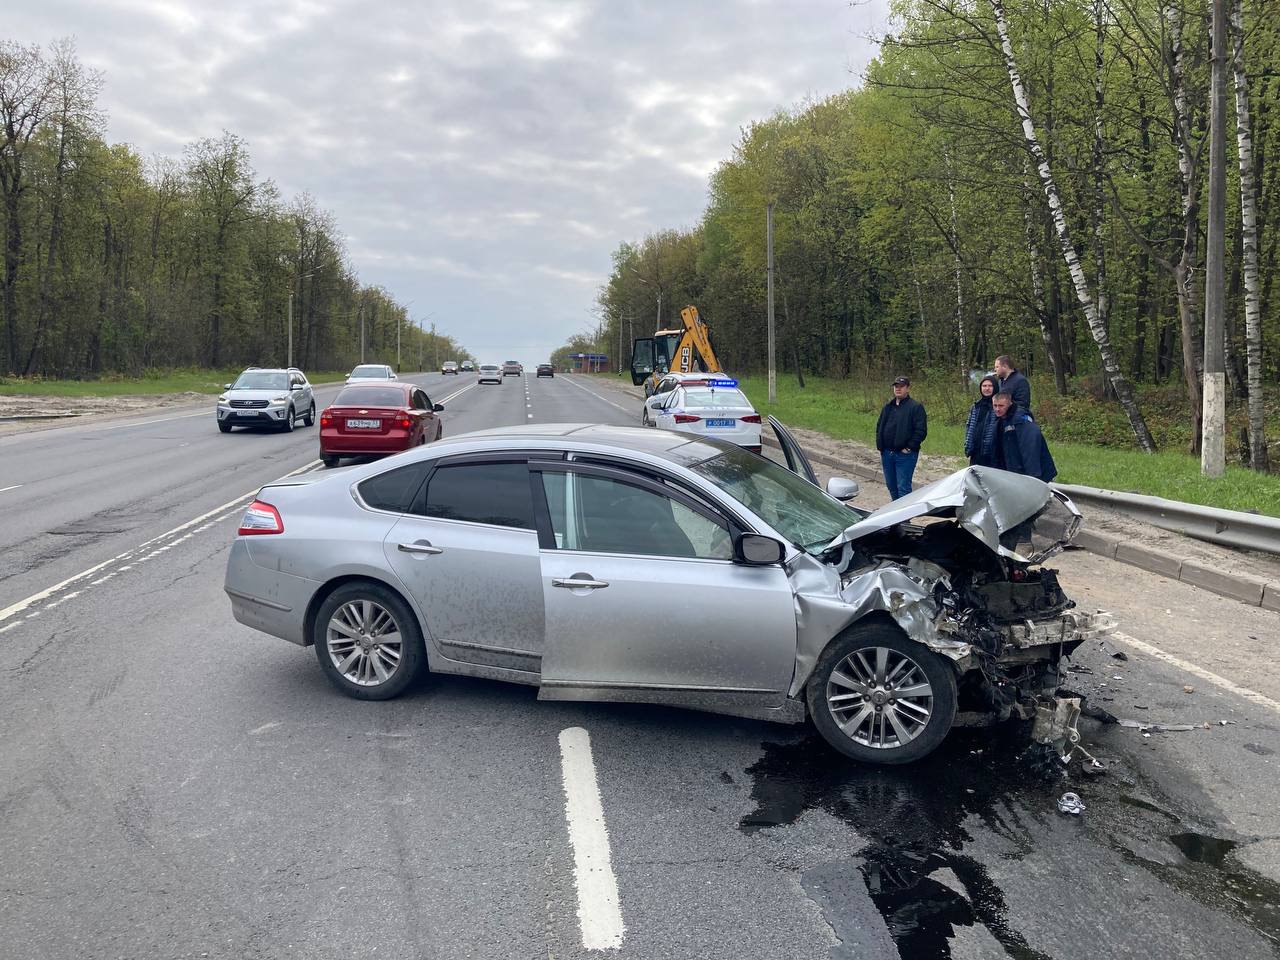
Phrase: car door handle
[
  {"left": 397, "top": 541, "right": 443, "bottom": 555},
  {"left": 552, "top": 577, "right": 609, "bottom": 589}
]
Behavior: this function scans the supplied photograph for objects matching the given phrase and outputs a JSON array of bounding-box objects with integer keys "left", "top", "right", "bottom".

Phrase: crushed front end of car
[{"left": 793, "top": 467, "right": 1116, "bottom": 762}]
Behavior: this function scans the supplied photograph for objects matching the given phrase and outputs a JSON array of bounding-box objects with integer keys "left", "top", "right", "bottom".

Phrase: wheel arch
[{"left": 304, "top": 574, "right": 420, "bottom": 649}]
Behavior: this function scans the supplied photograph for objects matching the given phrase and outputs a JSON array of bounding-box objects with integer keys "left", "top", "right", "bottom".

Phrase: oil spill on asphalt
[{"left": 740, "top": 728, "right": 1280, "bottom": 958}]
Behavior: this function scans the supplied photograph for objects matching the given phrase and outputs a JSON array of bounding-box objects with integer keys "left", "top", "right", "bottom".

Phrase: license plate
[
  {"left": 346, "top": 418, "right": 381, "bottom": 429},
  {"left": 706, "top": 418, "right": 735, "bottom": 428},
  {"left": 235, "top": 410, "right": 256, "bottom": 416}
]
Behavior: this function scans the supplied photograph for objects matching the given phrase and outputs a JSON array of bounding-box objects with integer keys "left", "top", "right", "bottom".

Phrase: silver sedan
[{"left": 224, "top": 421, "right": 1112, "bottom": 764}]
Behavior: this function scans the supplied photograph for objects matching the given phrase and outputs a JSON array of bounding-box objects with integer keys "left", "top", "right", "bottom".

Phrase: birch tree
[
  {"left": 1231, "top": 0, "right": 1268, "bottom": 470},
  {"left": 990, "top": 0, "right": 1156, "bottom": 451}
]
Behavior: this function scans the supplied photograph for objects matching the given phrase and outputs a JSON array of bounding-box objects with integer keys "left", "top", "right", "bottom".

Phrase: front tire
[
  {"left": 313, "top": 582, "right": 425, "bottom": 700},
  {"left": 806, "top": 622, "right": 957, "bottom": 765},
  {"left": 218, "top": 421, "right": 232, "bottom": 433},
  {"left": 281, "top": 406, "right": 295, "bottom": 432}
]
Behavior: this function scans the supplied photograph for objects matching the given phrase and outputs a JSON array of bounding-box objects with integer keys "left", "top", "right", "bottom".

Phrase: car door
[
  {"left": 767, "top": 416, "right": 819, "bottom": 485},
  {"left": 289, "top": 373, "right": 308, "bottom": 412},
  {"left": 382, "top": 456, "right": 544, "bottom": 674},
  {"left": 531, "top": 460, "right": 796, "bottom": 714},
  {"left": 413, "top": 388, "right": 441, "bottom": 441},
  {"left": 652, "top": 387, "right": 683, "bottom": 431}
]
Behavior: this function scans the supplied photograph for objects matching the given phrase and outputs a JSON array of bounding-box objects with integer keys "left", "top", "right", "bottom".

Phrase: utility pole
[
  {"left": 396, "top": 310, "right": 401, "bottom": 372},
  {"left": 767, "top": 201, "right": 777, "bottom": 404},
  {"left": 431, "top": 321, "right": 438, "bottom": 371},
  {"left": 1203, "top": 0, "right": 1227, "bottom": 476},
  {"left": 287, "top": 292, "right": 293, "bottom": 368},
  {"left": 359, "top": 303, "right": 365, "bottom": 363}
]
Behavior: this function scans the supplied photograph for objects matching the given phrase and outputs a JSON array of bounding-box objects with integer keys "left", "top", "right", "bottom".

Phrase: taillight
[
  {"left": 741, "top": 414, "right": 761, "bottom": 423},
  {"left": 320, "top": 412, "right": 333, "bottom": 427},
  {"left": 673, "top": 414, "right": 701, "bottom": 423},
  {"left": 396, "top": 415, "right": 412, "bottom": 429},
  {"left": 238, "top": 500, "right": 284, "bottom": 536}
]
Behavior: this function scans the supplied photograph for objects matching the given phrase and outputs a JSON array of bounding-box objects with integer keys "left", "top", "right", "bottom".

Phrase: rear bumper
[
  {"left": 224, "top": 539, "right": 319, "bottom": 645},
  {"left": 319, "top": 428, "right": 414, "bottom": 455},
  {"left": 479, "top": 377, "right": 502, "bottom": 383}
]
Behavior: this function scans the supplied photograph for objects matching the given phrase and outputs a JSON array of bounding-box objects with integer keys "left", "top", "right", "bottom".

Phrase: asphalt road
[{"left": 1, "top": 373, "right": 1278, "bottom": 959}]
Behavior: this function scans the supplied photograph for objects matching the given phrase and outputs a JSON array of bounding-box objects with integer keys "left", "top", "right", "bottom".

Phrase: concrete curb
[{"left": 762, "top": 434, "right": 1280, "bottom": 613}]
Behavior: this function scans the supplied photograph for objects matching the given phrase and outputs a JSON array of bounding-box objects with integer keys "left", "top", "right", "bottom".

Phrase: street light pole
[
  {"left": 1202, "top": 0, "right": 1227, "bottom": 476},
  {"left": 767, "top": 201, "right": 776, "bottom": 404},
  {"left": 287, "top": 292, "right": 293, "bottom": 368},
  {"left": 359, "top": 303, "right": 365, "bottom": 363}
]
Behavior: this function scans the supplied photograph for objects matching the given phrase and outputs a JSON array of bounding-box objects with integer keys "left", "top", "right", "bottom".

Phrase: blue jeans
[{"left": 881, "top": 449, "right": 919, "bottom": 500}]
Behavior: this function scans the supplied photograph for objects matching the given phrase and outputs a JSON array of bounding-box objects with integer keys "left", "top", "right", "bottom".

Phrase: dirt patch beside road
[{"left": 0, "top": 392, "right": 210, "bottom": 434}]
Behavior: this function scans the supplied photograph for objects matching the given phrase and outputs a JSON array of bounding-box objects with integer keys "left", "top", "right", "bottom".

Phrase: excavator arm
[{"left": 630, "top": 305, "right": 722, "bottom": 393}]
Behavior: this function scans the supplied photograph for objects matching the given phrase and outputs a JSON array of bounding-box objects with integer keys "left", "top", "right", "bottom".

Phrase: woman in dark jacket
[{"left": 963, "top": 375, "right": 999, "bottom": 467}]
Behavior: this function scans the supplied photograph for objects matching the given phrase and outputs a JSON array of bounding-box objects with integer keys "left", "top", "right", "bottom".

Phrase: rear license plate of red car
[{"left": 347, "top": 418, "right": 381, "bottom": 429}]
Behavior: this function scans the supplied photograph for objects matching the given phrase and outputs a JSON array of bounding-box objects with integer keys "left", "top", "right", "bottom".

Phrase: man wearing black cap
[{"left": 875, "top": 376, "right": 927, "bottom": 499}]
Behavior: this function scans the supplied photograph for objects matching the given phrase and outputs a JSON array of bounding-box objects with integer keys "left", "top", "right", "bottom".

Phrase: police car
[{"left": 649, "top": 378, "right": 762, "bottom": 452}]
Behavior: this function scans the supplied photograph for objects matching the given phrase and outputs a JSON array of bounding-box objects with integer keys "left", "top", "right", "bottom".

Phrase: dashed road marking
[
  {"left": 558, "top": 727, "right": 624, "bottom": 951},
  {"left": 1113, "top": 630, "right": 1280, "bottom": 716},
  {"left": 0, "top": 484, "right": 21, "bottom": 494},
  {"left": 0, "top": 459, "right": 321, "bottom": 629}
]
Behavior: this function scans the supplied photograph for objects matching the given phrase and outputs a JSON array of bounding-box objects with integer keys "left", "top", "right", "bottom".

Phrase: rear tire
[
  {"left": 806, "top": 621, "right": 957, "bottom": 765},
  {"left": 321, "top": 455, "right": 339, "bottom": 468},
  {"left": 313, "top": 582, "right": 425, "bottom": 700},
  {"left": 303, "top": 402, "right": 315, "bottom": 427},
  {"left": 218, "top": 421, "right": 232, "bottom": 433}
]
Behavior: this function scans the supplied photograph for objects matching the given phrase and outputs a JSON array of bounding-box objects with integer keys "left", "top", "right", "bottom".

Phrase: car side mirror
[
  {"left": 826, "top": 477, "right": 859, "bottom": 501},
  {"left": 223, "top": 383, "right": 232, "bottom": 390},
  {"left": 433, "top": 403, "right": 444, "bottom": 412},
  {"left": 735, "top": 533, "right": 784, "bottom": 566}
]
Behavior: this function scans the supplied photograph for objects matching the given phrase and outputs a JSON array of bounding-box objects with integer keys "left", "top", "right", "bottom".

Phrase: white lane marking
[
  {"left": 1113, "top": 631, "right": 1280, "bottom": 716},
  {"left": 558, "top": 727, "right": 625, "bottom": 951},
  {"left": 0, "top": 484, "right": 21, "bottom": 493},
  {"left": 559, "top": 374, "right": 631, "bottom": 414},
  {"left": 436, "top": 381, "right": 478, "bottom": 406},
  {"left": 250, "top": 721, "right": 282, "bottom": 736},
  {"left": 0, "top": 458, "right": 321, "bottom": 625}
]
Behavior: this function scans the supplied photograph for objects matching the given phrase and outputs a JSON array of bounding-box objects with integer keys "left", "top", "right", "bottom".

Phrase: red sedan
[{"left": 319, "top": 383, "right": 443, "bottom": 467}]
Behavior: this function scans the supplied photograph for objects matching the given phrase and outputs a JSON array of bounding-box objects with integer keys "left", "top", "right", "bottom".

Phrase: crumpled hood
[{"left": 825, "top": 466, "right": 1081, "bottom": 564}]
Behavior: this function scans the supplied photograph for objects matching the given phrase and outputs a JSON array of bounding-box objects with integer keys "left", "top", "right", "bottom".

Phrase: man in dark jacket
[
  {"left": 992, "top": 392, "right": 1056, "bottom": 483},
  {"left": 875, "top": 376, "right": 927, "bottom": 499},
  {"left": 994, "top": 355, "right": 1031, "bottom": 414}
]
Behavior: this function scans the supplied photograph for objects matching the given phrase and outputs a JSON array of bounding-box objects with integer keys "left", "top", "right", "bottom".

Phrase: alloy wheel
[
  {"left": 326, "top": 599, "right": 403, "bottom": 686},
  {"left": 825, "top": 645, "right": 934, "bottom": 750}
]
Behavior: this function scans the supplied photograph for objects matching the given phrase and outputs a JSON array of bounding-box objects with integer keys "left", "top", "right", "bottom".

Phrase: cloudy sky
[{"left": 13, "top": 0, "right": 889, "bottom": 365}]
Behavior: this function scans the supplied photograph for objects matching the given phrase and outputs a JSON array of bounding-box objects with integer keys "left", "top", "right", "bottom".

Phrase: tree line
[
  {"left": 589, "top": 0, "right": 1276, "bottom": 468},
  {"left": 0, "top": 39, "right": 468, "bottom": 379}
]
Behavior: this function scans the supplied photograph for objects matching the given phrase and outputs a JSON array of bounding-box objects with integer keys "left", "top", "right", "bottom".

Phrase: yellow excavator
[{"left": 629, "top": 305, "right": 723, "bottom": 396}]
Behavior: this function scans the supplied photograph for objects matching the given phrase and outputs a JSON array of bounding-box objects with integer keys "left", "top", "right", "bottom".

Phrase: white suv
[{"left": 217, "top": 367, "right": 315, "bottom": 433}]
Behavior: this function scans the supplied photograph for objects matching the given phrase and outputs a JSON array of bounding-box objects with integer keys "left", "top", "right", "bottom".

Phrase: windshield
[
  {"left": 681, "top": 388, "right": 751, "bottom": 409},
  {"left": 231, "top": 372, "right": 288, "bottom": 391},
  {"left": 350, "top": 365, "right": 388, "bottom": 377},
  {"left": 690, "top": 445, "right": 861, "bottom": 554},
  {"left": 335, "top": 386, "right": 405, "bottom": 406},
  {"left": 480, "top": 364, "right": 498, "bottom": 371}
]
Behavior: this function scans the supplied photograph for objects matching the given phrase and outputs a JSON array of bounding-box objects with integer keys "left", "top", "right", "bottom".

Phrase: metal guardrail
[{"left": 1052, "top": 483, "right": 1280, "bottom": 555}]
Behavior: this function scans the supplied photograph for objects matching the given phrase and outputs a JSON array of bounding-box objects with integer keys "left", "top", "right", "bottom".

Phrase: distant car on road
[
  {"left": 346, "top": 364, "right": 396, "bottom": 383},
  {"left": 478, "top": 364, "right": 502, "bottom": 384},
  {"left": 460, "top": 361, "right": 475, "bottom": 372},
  {"left": 441, "top": 361, "right": 459, "bottom": 375},
  {"left": 502, "top": 360, "right": 522, "bottom": 377},
  {"left": 217, "top": 367, "right": 315, "bottom": 433},
  {"left": 536, "top": 363, "right": 554, "bottom": 378},
  {"left": 319, "top": 382, "right": 444, "bottom": 468}
]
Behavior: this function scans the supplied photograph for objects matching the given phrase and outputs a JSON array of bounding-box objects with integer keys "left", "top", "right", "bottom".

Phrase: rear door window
[
  {"left": 358, "top": 463, "right": 431, "bottom": 513},
  {"left": 417, "top": 462, "right": 534, "bottom": 529}
]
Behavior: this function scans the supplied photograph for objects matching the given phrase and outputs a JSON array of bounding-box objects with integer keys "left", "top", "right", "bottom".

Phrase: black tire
[
  {"left": 312, "top": 581, "right": 425, "bottom": 700},
  {"left": 806, "top": 621, "right": 957, "bottom": 765},
  {"left": 303, "top": 402, "right": 315, "bottom": 427},
  {"left": 218, "top": 421, "right": 232, "bottom": 433},
  {"left": 321, "top": 455, "right": 339, "bottom": 468},
  {"left": 281, "top": 406, "right": 295, "bottom": 432},
  {"left": 640, "top": 406, "right": 651, "bottom": 427}
]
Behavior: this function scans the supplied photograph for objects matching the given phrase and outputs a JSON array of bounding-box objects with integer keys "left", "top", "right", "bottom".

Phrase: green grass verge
[
  {"left": 739, "top": 375, "right": 1280, "bottom": 517},
  {"left": 0, "top": 369, "right": 352, "bottom": 397}
]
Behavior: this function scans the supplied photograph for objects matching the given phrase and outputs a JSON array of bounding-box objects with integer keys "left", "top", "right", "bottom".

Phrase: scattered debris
[
  {"left": 1184, "top": 685, "right": 1195, "bottom": 694},
  {"left": 1217, "top": 720, "right": 1238, "bottom": 726},
  {"left": 1098, "top": 640, "right": 1130, "bottom": 661},
  {"left": 1119, "top": 720, "right": 1197, "bottom": 733},
  {"left": 1057, "top": 792, "right": 1086, "bottom": 815}
]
